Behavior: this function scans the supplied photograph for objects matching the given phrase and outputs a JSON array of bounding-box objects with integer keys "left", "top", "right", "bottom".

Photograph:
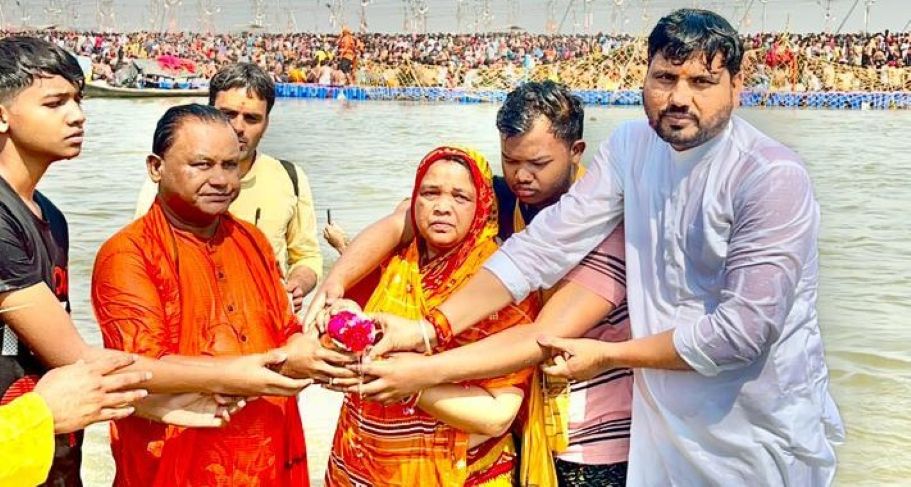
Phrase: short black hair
[
  {"left": 152, "top": 103, "right": 230, "bottom": 157},
  {"left": 208, "top": 62, "right": 275, "bottom": 113},
  {"left": 648, "top": 9, "right": 744, "bottom": 76},
  {"left": 0, "top": 36, "right": 85, "bottom": 103},
  {"left": 496, "top": 81, "right": 584, "bottom": 147}
]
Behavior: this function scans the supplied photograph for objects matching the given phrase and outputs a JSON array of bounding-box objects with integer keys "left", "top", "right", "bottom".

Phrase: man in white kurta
[
  {"left": 477, "top": 9, "right": 845, "bottom": 486},
  {"left": 485, "top": 114, "right": 844, "bottom": 485}
]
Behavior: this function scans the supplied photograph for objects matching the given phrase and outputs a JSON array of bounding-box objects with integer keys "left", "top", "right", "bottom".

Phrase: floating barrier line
[{"left": 274, "top": 83, "right": 911, "bottom": 110}]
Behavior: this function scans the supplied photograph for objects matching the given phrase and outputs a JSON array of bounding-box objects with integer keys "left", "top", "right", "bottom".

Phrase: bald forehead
[{"left": 165, "top": 118, "right": 236, "bottom": 157}]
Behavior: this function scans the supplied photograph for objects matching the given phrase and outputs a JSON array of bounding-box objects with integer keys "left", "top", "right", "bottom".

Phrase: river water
[{"left": 35, "top": 97, "right": 910, "bottom": 486}]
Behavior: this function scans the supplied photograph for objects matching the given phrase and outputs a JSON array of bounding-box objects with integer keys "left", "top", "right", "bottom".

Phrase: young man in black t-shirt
[
  {"left": 0, "top": 36, "right": 96, "bottom": 486},
  {"left": 490, "top": 81, "right": 587, "bottom": 241},
  {"left": 0, "top": 36, "right": 154, "bottom": 487}
]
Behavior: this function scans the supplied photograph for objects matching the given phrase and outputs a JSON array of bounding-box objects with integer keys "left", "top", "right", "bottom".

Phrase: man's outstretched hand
[
  {"left": 34, "top": 353, "right": 150, "bottom": 434},
  {"left": 135, "top": 393, "right": 250, "bottom": 428},
  {"left": 537, "top": 335, "right": 611, "bottom": 382},
  {"left": 279, "top": 330, "right": 359, "bottom": 385}
]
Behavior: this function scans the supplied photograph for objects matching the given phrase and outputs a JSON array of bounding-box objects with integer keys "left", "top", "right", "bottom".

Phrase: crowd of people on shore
[{"left": 2, "top": 26, "right": 910, "bottom": 92}]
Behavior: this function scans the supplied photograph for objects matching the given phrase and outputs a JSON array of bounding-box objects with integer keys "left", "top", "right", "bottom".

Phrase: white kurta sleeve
[
  {"left": 673, "top": 159, "right": 819, "bottom": 376},
  {"left": 483, "top": 130, "right": 627, "bottom": 301}
]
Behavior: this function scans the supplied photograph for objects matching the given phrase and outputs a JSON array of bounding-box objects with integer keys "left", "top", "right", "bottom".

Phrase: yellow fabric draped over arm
[
  {"left": 0, "top": 392, "right": 55, "bottom": 487},
  {"left": 509, "top": 164, "right": 588, "bottom": 486}
]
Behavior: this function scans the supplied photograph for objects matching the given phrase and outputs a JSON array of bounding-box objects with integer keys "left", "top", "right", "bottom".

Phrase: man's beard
[{"left": 650, "top": 104, "right": 733, "bottom": 151}]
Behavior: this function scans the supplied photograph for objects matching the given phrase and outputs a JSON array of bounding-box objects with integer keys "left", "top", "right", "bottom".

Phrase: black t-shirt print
[{"left": 0, "top": 175, "right": 81, "bottom": 487}]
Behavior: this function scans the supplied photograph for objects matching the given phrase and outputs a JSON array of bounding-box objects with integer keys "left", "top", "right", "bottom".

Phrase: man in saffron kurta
[
  {"left": 94, "top": 201, "right": 308, "bottom": 487},
  {"left": 91, "top": 104, "right": 341, "bottom": 486}
]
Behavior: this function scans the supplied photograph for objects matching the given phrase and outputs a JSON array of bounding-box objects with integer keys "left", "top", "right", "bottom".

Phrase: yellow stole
[{"left": 517, "top": 163, "right": 587, "bottom": 487}]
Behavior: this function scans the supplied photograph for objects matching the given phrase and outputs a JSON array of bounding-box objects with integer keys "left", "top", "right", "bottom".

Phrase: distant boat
[
  {"left": 82, "top": 58, "right": 208, "bottom": 99},
  {"left": 85, "top": 82, "right": 207, "bottom": 98}
]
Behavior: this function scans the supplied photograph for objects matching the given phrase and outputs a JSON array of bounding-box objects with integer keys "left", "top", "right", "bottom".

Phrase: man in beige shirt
[{"left": 136, "top": 63, "right": 321, "bottom": 312}]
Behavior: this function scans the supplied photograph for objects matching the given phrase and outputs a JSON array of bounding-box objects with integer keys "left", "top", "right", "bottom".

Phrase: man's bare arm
[
  {"left": 437, "top": 269, "right": 516, "bottom": 337},
  {"left": 424, "top": 280, "right": 616, "bottom": 383},
  {"left": 2, "top": 284, "right": 310, "bottom": 397},
  {"left": 356, "top": 280, "right": 618, "bottom": 402},
  {"left": 1, "top": 284, "right": 93, "bottom": 367}
]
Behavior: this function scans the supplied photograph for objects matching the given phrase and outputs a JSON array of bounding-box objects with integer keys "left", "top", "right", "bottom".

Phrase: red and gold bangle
[{"left": 426, "top": 307, "right": 453, "bottom": 350}]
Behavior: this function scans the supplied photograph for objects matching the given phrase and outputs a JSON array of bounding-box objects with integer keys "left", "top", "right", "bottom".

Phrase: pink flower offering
[{"left": 327, "top": 311, "right": 380, "bottom": 354}]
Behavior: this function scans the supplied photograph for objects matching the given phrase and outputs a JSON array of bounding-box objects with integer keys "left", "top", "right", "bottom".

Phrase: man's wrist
[
  {"left": 595, "top": 341, "right": 620, "bottom": 371},
  {"left": 321, "top": 276, "right": 345, "bottom": 293},
  {"left": 289, "top": 265, "right": 318, "bottom": 285},
  {"left": 276, "top": 337, "right": 309, "bottom": 378},
  {"left": 210, "top": 367, "right": 233, "bottom": 394},
  {"left": 422, "top": 354, "right": 448, "bottom": 387}
]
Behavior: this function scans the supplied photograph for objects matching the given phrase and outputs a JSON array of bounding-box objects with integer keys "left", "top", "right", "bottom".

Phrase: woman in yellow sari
[{"left": 323, "top": 146, "right": 539, "bottom": 486}]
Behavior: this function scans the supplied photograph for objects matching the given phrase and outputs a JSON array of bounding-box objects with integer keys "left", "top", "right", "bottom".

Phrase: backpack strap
[{"left": 279, "top": 159, "right": 299, "bottom": 198}]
